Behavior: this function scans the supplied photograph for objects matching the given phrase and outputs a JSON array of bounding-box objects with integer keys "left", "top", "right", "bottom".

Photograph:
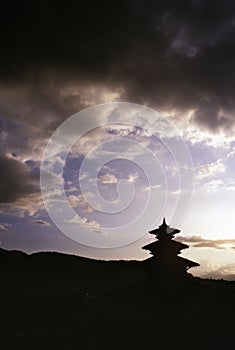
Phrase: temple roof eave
[
  {"left": 177, "top": 256, "right": 200, "bottom": 268},
  {"left": 142, "top": 240, "right": 189, "bottom": 251}
]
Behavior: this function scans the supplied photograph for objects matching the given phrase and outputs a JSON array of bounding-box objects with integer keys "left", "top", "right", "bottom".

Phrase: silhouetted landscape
[
  {"left": 1, "top": 220, "right": 235, "bottom": 348},
  {"left": 2, "top": 2, "right": 235, "bottom": 348}
]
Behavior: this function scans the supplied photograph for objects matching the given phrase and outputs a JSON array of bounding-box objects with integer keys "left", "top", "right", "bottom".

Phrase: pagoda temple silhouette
[{"left": 142, "top": 218, "right": 199, "bottom": 278}]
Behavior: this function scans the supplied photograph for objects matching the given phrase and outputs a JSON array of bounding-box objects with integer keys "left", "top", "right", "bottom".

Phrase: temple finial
[{"left": 162, "top": 217, "right": 167, "bottom": 227}]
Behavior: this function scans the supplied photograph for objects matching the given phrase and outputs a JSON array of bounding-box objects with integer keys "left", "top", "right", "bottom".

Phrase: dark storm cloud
[
  {"left": 0, "top": 156, "right": 40, "bottom": 203},
  {"left": 0, "top": 75, "right": 85, "bottom": 129},
  {"left": 1, "top": 0, "right": 235, "bottom": 132},
  {"left": 1, "top": 0, "right": 235, "bottom": 209}
]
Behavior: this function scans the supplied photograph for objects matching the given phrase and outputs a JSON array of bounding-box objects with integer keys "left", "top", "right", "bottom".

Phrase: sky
[{"left": 0, "top": 1, "right": 235, "bottom": 280}]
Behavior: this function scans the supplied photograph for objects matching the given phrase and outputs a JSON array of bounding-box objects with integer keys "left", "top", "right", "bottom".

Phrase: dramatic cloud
[
  {"left": 0, "top": 156, "right": 43, "bottom": 217},
  {"left": 0, "top": 2, "right": 235, "bottom": 276},
  {"left": 1, "top": 1, "right": 235, "bottom": 134},
  {"left": 0, "top": 156, "right": 40, "bottom": 204}
]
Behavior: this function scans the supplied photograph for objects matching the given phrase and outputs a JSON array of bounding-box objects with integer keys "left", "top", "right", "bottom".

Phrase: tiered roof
[{"left": 142, "top": 218, "right": 199, "bottom": 273}]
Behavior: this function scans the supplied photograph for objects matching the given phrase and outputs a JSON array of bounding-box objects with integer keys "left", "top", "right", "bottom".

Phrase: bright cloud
[
  {"left": 177, "top": 235, "right": 235, "bottom": 249},
  {"left": 67, "top": 193, "right": 94, "bottom": 211},
  {"left": 203, "top": 179, "right": 224, "bottom": 192},
  {"left": 98, "top": 174, "right": 119, "bottom": 184},
  {"left": 68, "top": 215, "right": 100, "bottom": 227},
  {"left": 0, "top": 223, "right": 11, "bottom": 231},
  {"left": 196, "top": 159, "right": 226, "bottom": 179},
  {"left": 127, "top": 172, "right": 139, "bottom": 183}
]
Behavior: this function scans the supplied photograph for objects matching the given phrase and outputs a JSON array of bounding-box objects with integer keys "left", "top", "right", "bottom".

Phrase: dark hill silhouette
[
  {"left": 0, "top": 221, "right": 235, "bottom": 348},
  {"left": 0, "top": 247, "right": 145, "bottom": 296}
]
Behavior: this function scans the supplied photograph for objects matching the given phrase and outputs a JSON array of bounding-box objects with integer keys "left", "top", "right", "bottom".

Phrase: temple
[{"left": 142, "top": 218, "right": 199, "bottom": 276}]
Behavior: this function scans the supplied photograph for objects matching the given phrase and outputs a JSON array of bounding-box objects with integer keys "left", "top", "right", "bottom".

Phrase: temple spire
[{"left": 142, "top": 218, "right": 199, "bottom": 276}]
